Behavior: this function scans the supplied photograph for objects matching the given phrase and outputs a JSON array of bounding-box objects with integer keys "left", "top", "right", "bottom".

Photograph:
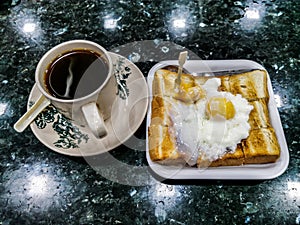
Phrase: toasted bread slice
[
  {"left": 217, "top": 75, "right": 231, "bottom": 92},
  {"left": 155, "top": 69, "right": 206, "bottom": 103},
  {"left": 242, "top": 128, "right": 280, "bottom": 164},
  {"left": 148, "top": 124, "right": 180, "bottom": 162},
  {"left": 229, "top": 70, "right": 269, "bottom": 101},
  {"left": 151, "top": 96, "right": 172, "bottom": 126},
  {"left": 248, "top": 98, "right": 271, "bottom": 129},
  {"left": 149, "top": 68, "right": 280, "bottom": 167}
]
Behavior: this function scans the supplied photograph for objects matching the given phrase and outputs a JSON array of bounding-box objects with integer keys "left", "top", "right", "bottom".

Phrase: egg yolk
[
  {"left": 206, "top": 97, "right": 235, "bottom": 120},
  {"left": 180, "top": 77, "right": 193, "bottom": 91}
]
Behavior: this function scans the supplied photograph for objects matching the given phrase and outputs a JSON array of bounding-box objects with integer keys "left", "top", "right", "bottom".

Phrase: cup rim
[{"left": 35, "top": 39, "right": 114, "bottom": 103}]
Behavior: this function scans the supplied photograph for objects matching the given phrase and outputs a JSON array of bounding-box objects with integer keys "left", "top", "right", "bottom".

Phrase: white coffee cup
[{"left": 14, "top": 40, "right": 116, "bottom": 138}]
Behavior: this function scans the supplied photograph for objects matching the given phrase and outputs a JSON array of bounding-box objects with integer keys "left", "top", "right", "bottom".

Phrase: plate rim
[{"left": 146, "top": 59, "right": 289, "bottom": 180}]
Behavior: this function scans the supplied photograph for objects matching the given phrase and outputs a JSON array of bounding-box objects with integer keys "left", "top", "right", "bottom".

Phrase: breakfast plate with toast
[{"left": 146, "top": 59, "right": 289, "bottom": 180}]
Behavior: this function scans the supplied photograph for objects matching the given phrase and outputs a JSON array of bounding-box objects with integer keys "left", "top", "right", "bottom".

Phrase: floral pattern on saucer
[
  {"left": 30, "top": 102, "right": 89, "bottom": 149},
  {"left": 114, "top": 56, "right": 131, "bottom": 100}
]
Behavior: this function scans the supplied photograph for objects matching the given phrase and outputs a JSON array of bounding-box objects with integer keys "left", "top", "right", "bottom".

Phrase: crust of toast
[
  {"left": 229, "top": 70, "right": 269, "bottom": 101},
  {"left": 148, "top": 125, "right": 179, "bottom": 161},
  {"left": 155, "top": 69, "right": 206, "bottom": 103},
  {"left": 243, "top": 128, "right": 280, "bottom": 164},
  {"left": 248, "top": 98, "right": 271, "bottom": 129},
  {"left": 151, "top": 96, "right": 171, "bottom": 126}
]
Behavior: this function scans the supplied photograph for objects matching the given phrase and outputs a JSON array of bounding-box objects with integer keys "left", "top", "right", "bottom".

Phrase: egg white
[{"left": 170, "top": 78, "right": 253, "bottom": 165}]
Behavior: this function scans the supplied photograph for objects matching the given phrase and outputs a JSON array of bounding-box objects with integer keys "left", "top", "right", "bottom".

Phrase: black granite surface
[{"left": 0, "top": 0, "right": 299, "bottom": 224}]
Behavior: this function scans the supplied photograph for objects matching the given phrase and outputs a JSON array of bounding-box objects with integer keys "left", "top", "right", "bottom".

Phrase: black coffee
[{"left": 45, "top": 49, "right": 109, "bottom": 100}]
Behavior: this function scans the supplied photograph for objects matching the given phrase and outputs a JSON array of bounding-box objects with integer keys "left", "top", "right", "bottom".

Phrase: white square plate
[{"left": 146, "top": 60, "right": 289, "bottom": 180}]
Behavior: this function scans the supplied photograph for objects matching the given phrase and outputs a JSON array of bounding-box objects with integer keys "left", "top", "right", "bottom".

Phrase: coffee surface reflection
[{"left": 44, "top": 49, "right": 108, "bottom": 100}]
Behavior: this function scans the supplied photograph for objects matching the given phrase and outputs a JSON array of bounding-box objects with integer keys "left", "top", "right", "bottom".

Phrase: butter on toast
[
  {"left": 154, "top": 70, "right": 206, "bottom": 103},
  {"left": 148, "top": 68, "right": 280, "bottom": 167}
]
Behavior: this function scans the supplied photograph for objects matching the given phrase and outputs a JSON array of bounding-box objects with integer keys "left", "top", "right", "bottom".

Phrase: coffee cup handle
[{"left": 81, "top": 102, "right": 107, "bottom": 138}]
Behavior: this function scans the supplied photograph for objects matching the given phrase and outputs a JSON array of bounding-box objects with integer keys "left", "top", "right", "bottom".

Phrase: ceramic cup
[{"left": 14, "top": 40, "right": 116, "bottom": 138}]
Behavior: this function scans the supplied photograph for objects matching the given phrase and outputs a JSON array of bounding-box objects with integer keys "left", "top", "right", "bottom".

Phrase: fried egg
[{"left": 170, "top": 78, "right": 253, "bottom": 166}]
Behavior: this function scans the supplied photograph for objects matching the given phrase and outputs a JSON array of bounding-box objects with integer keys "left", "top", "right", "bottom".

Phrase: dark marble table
[{"left": 0, "top": 0, "right": 299, "bottom": 224}]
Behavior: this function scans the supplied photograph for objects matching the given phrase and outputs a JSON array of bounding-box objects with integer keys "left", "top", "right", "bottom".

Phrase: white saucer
[{"left": 28, "top": 52, "right": 149, "bottom": 156}]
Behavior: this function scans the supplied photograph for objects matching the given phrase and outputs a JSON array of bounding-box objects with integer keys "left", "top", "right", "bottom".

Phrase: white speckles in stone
[
  {"left": 91, "top": 196, "right": 102, "bottom": 204},
  {"left": 273, "top": 63, "right": 285, "bottom": 71},
  {"left": 143, "top": 10, "right": 151, "bottom": 18},
  {"left": 296, "top": 213, "right": 300, "bottom": 224},
  {"left": 289, "top": 58, "right": 299, "bottom": 68},
  {"left": 269, "top": 11, "right": 283, "bottom": 17},
  {"left": 20, "top": 68, "right": 29, "bottom": 75},
  {"left": 150, "top": 184, "right": 183, "bottom": 223},
  {"left": 277, "top": 12, "right": 283, "bottom": 16},
  {"left": 161, "top": 46, "right": 169, "bottom": 53},
  {"left": 155, "top": 201, "right": 167, "bottom": 223},
  {"left": 17, "top": 45, "right": 30, "bottom": 51},
  {"left": 175, "top": 45, "right": 185, "bottom": 50},
  {"left": 0, "top": 103, "right": 8, "bottom": 116},
  {"left": 234, "top": 1, "right": 243, "bottom": 6},
  {"left": 11, "top": 152, "right": 15, "bottom": 160},
  {"left": 243, "top": 202, "right": 259, "bottom": 214},
  {"left": 87, "top": 3, "right": 95, "bottom": 9},
  {"left": 53, "top": 26, "right": 68, "bottom": 36},
  {"left": 93, "top": 180, "right": 103, "bottom": 185},
  {"left": 169, "top": 218, "right": 185, "bottom": 225},
  {"left": 244, "top": 215, "right": 251, "bottom": 224},
  {"left": 199, "top": 22, "right": 206, "bottom": 27},
  {"left": 79, "top": 210, "right": 94, "bottom": 224},
  {"left": 129, "top": 189, "right": 137, "bottom": 197},
  {"left": 239, "top": 192, "right": 245, "bottom": 202},
  {"left": 11, "top": 0, "right": 20, "bottom": 6},
  {"left": 128, "top": 52, "right": 141, "bottom": 63},
  {"left": 283, "top": 124, "right": 289, "bottom": 129},
  {"left": 214, "top": 215, "right": 219, "bottom": 222},
  {"left": 181, "top": 32, "right": 188, "bottom": 37},
  {"left": 153, "top": 39, "right": 161, "bottom": 46},
  {"left": 2, "top": 80, "right": 8, "bottom": 84},
  {"left": 81, "top": 198, "right": 89, "bottom": 203}
]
